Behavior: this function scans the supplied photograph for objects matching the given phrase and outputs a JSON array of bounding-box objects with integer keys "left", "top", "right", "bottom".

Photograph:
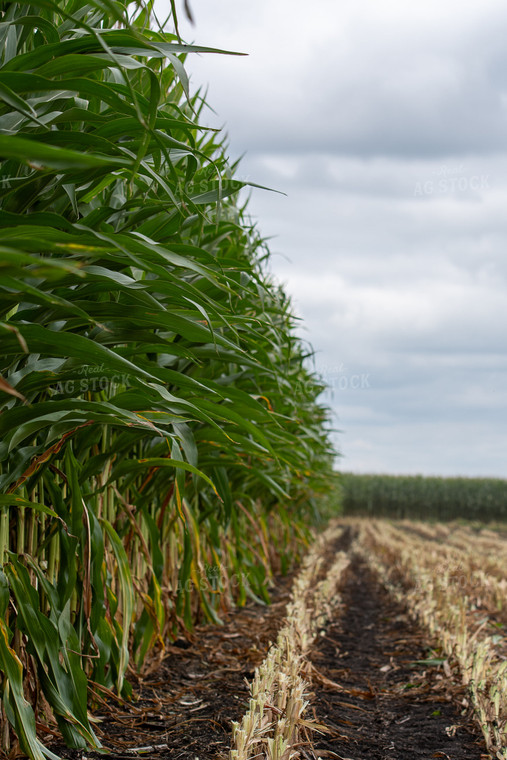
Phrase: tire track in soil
[{"left": 309, "top": 554, "right": 487, "bottom": 760}]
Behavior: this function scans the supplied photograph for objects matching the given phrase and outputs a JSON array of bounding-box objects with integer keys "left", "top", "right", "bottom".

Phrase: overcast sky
[{"left": 158, "top": 0, "right": 507, "bottom": 477}]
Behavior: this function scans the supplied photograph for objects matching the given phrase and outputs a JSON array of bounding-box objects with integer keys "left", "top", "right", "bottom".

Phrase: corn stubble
[
  {"left": 352, "top": 518, "right": 507, "bottom": 759},
  {"left": 231, "top": 517, "right": 507, "bottom": 759},
  {"left": 0, "top": 1, "right": 335, "bottom": 757},
  {"left": 230, "top": 524, "right": 349, "bottom": 760}
]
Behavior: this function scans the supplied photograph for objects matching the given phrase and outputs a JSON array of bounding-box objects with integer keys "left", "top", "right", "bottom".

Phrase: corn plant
[{"left": 0, "top": 1, "right": 336, "bottom": 756}]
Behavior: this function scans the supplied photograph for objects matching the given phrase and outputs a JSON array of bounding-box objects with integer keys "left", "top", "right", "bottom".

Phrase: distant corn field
[
  {"left": 0, "top": 1, "right": 335, "bottom": 757},
  {"left": 339, "top": 473, "right": 507, "bottom": 522}
]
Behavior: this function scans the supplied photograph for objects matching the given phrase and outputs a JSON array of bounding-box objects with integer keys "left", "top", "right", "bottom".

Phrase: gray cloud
[{"left": 178, "top": 1, "right": 507, "bottom": 157}]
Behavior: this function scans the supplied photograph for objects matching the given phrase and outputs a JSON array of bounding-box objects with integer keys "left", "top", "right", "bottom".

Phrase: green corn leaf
[
  {"left": 100, "top": 518, "right": 134, "bottom": 693},
  {"left": 5, "top": 557, "right": 100, "bottom": 749},
  {"left": 0, "top": 620, "right": 59, "bottom": 760},
  {"left": 109, "top": 456, "right": 219, "bottom": 496},
  {"left": 0, "top": 136, "right": 130, "bottom": 171},
  {"left": 0, "top": 496, "right": 59, "bottom": 519}
]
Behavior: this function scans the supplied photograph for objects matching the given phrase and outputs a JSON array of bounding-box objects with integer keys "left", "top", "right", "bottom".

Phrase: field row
[{"left": 230, "top": 523, "right": 349, "bottom": 759}]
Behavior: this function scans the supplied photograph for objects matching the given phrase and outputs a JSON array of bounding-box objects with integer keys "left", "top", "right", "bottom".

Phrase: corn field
[
  {"left": 339, "top": 473, "right": 507, "bottom": 522},
  {"left": 0, "top": 1, "right": 335, "bottom": 757}
]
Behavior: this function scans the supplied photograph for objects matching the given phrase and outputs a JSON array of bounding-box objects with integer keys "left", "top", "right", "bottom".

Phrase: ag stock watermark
[
  {"left": 174, "top": 562, "right": 253, "bottom": 593},
  {"left": 53, "top": 364, "right": 130, "bottom": 395},
  {"left": 414, "top": 559, "right": 488, "bottom": 593},
  {"left": 413, "top": 163, "right": 490, "bottom": 197},
  {"left": 295, "top": 362, "right": 371, "bottom": 397},
  {"left": 318, "top": 362, "right": 371, "bottom": 393}
]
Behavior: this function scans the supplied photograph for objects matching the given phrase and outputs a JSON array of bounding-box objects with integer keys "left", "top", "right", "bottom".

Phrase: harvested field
[
  {"left": 48, "top": 520, "right": 499, "bottom": 760},
  {"left": 309, "top": 555, "right": 486, "bottom": 760}
]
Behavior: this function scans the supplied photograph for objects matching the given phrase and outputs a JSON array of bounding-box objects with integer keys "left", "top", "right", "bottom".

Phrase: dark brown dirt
[{"left": 308, "top": 555, "right": 489, "bottom": 760}]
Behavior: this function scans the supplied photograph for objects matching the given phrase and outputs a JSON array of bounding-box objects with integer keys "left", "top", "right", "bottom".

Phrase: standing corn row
[
  {"left": 0, "top": 1, "right": 336, "bottom": 757},
  {"left": 340, "top": 473, "right": 507, "bottom": 521}
]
